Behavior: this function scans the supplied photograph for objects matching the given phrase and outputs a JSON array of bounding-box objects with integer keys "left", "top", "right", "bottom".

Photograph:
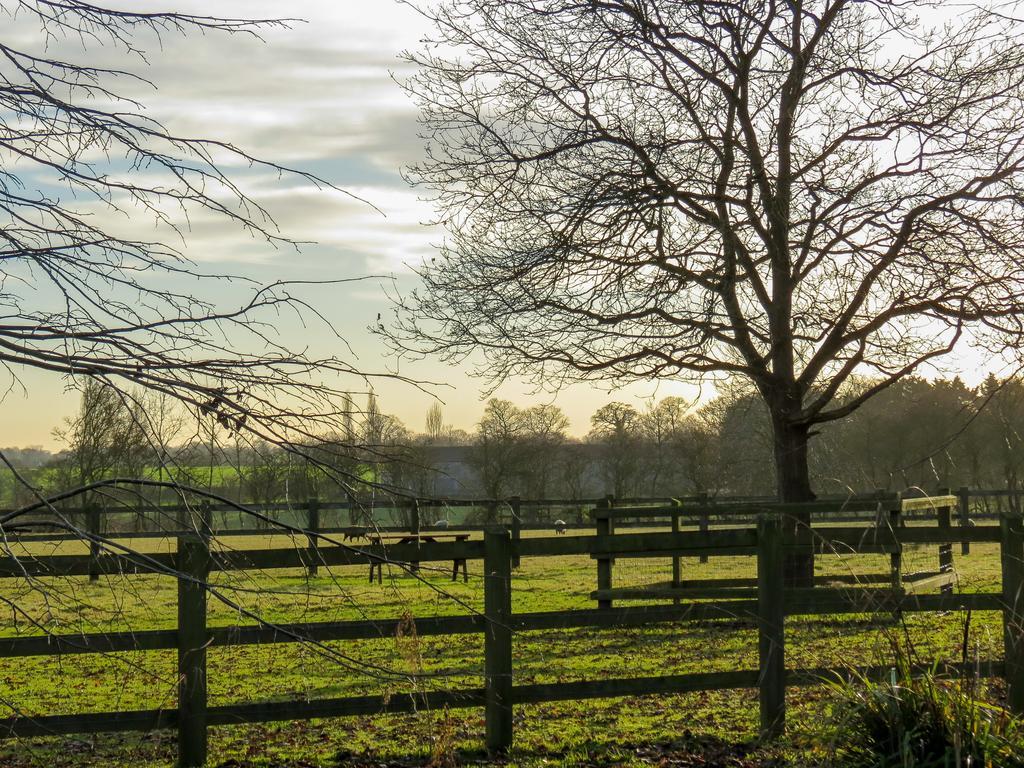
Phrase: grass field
[{"left": 0, "top": 528, "right": 1010, "bottom": 767}]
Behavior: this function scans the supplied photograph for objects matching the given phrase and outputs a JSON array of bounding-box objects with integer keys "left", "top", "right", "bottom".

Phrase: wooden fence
[
  {"left": 0, "top": 501, "right": 1022, "bottom": 767},
  {"left": 5, "top": 487, "right": 992, "bottom": 575},
  {"left": 11, "top": 486, "right": 1012, "bottom": 543},
  {"left": 591, "top": 493, "right": 962, "bottom": 606}
]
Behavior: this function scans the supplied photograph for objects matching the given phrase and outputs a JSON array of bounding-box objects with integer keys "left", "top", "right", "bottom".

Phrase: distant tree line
[
  {"left": 4, "top": 374, "right": 1024, "bottom": 512},
  {"left": 451, "top": 374, "right": 1024, "bottom": 501}
]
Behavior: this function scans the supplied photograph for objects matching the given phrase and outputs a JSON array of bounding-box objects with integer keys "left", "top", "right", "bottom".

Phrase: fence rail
[
  {"left": 7, "top": 487, "right": 1004, "bottom": 535},
  {"left": 8, "top": 487, "right": 1023, "bottom": 523},
  {"left": 0, "top": 496, "right": 1023, "bottom": 766}
]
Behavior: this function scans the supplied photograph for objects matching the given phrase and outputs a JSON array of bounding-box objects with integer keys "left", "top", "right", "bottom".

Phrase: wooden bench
[{"left": 366, "top": 533, "right": 471, "bottom": 583}]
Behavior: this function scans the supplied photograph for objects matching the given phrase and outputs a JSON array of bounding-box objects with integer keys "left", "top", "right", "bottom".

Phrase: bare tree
[
  {"left": 53, "top": 379, "right": 144, "bottom": 491},
  {"left": 0, "top": 2, "right": 395, "bottom": 484},
  {"left": 244, "top": 443, "right": 291, "bottom": 509},
  {"left": 470, "top": 398, "right": 525, "bottom": 500},
  {"left": 559, "top": 440, "right": 592, "bottom": 510},
  {"left": 640, "top": 396, "right": 689, "bottom": 494},
  {"left": 518, "top": 403, "right": 570, "bottom": 502},
  {"left": 424, "top": 402, "right": 447, "bottom": 443},
  {"left": 674, "top": 412, "right": 725, "bottom": 496},
  {"left": 137, "top": 390, "right": 193, "bottom": 508},
  {"left": 362, "top": 392, "right": 386, "bottom": 449},
  {"left": 589, "top": 402, "right": 643, "bottom": 498},
  {"left": 975, "top": 374, "right": 1024, "bottom": 490},
  {"left": 392, "top": 0, "right": 1024, "bottom": 582}
]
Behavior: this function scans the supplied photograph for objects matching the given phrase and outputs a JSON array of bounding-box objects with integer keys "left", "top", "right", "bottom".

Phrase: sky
[{"left": 0, "top": 0, "right": 702, "bottom": 449}]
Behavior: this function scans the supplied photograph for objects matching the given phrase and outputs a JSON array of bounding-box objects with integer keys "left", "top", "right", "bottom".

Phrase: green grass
[{"left": 0, "top": 529, "right": 1010, "bottom": 767}]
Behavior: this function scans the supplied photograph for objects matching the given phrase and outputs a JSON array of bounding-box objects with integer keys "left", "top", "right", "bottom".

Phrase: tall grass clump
[{"left": 823, "top": 616, "right": 1024, "bottom": 767}]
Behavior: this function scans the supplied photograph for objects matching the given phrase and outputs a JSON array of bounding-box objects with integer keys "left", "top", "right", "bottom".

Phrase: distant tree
[
  {"left": 640, "top": 397, "right": 689, "bottom": 495},
  {"left": 357, "top": 393, "right": 413, "bottom": 498},
  {"left": 707, "top": 386, "right": 774, "bottom": 496},
  {"left": 285, "top": 449, "right": 331, "bottom": 503},
  {"left": 978, "top": 375, "right": 1024, "bottom": 490},
  {"left": 398, "top": 402, "right": 451, "bottom": 498},
  {"left": 559, "top": 441, "right": 593, "bottom": 509},
  {"left": 445, "top": 428, "right": 473, "bottom": 446},
  {"left": 375, "top": 416, "right": 416, "bottom": 488},
  {"left": 589, "top": 402, "right": 643, "bottom": 498},
  {"left": 363, "top": 393, "right": 385, "bottom": 447},
  {"left": 464, "top": 399, "right": 570, "bottom": 520},
  {"left": 341, "top": 394, "right": 358, "bottom": 444},
  {"left": 138, "top": 391, "right": 194, "bottom": 510},
  {"left": 910, "top": 379, "right": 973, "bottom": 488},
  {"left": 470, "top": 399, "right": 526, "bottom": 500},
  {"left": 425, "top": 403, "right": 447, "bottom": 443},
  {"left": 518, "top": 404, "right": 570, "bottom": 501},
  {"left": 394, "top": 0, "right": 1024, "bottom": 584},
  {"left": 673, "top": 410, "right": 727, "bottom": 496},
  {"left": 244, "top": 444, "right": 291, "bottom": 510},
  {"left": 953, "top": 407, "right": 990, "bottom": 492},
  {"left": 53, "top": 380, "right": 147, "bottom": 506},
  {"left": 0, "top": 448, "right": 55, "bottom": 507},
  {"left": 296, "top": 433, "right": 360, "bottom": 501},
  {"left": 816, "top": 377, "right": 977, "bottom": 493},
  {"left": 0, "top": 448, "right": 54, "bottom": 470}
]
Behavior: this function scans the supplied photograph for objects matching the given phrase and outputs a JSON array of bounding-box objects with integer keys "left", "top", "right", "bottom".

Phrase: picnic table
[{"left": 364, "top": 533, "right": 471, "bottom": 583}]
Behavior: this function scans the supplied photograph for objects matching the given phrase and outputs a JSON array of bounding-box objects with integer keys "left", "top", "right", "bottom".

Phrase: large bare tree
[{"left": 392, "top": 0, "right": 1024, "bottom": 581}]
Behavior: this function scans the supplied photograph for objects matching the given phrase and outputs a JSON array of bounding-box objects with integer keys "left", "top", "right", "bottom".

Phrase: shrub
[{"left": 823, "top": 626, "right": 1024, "bottom": 767}]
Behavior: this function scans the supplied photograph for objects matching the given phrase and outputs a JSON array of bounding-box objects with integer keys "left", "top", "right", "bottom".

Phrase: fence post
[
  {"left": 596, "top": 495, "right": 614, "bottom": 609},
  {"left": 176, "top": 502, "right": 189, "bottom": 536},
  {"left": 937, "top": 487, "right": 954, "bottom": 595},
  {"left": 87, "top": 503, "right": 101, "bottom": 583},
  {"left": 757, "top": 513, "right": 785, "bottom": 739},
  {"left": 199, "top": 501, "right": 213, "bottom": 543},
  {"left": 889, "top": 495, "right": 904, "bottom": 600},
  {"left": 510, "top": 496, "right": 522, "bottom": 569},
  {"left": 306, "top": 498, "right": 320, "bottom": 577},
  {"left": 1001, "top": 509, "right": 1024, "bottom": 715},
  {"left": 671, "top": 499, "right": 681, "bottom": 606},
  {"left": 484, "top": 529, "right": 513, "bottom": 754},
  {"left": 177, "top": 535, "right": 211, "bottom": 768},
  {"left": 698, "top": 491, "right": 709, "bottom": 564},
  {"left": 134, "top": 498, "right": 146, "bottom": 533},
  {"left": 958, "top": 486, "right": 971, "bottom": 556},
  {"left": 407, "top": 498, "right": 422, "bottom": 574}
]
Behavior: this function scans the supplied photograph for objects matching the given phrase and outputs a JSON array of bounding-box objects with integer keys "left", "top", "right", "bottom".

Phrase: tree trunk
[{"left": 771, "top": 417, "right": 815, "bottom": 588}]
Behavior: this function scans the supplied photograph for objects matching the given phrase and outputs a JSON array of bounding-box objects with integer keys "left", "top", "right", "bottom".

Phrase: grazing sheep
[
  {"left": 434, "top": 519, "right": 450, "bottom": 529},
  {"left": 554, "top": 519, "right": 567, "bottom": 534}
]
